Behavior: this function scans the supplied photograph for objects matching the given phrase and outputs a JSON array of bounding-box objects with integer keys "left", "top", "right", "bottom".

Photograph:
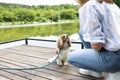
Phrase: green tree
[
  {"left": 51, "top": 12, "right": 60, "bottom": 22},
  {"left": 27, "top": 10, "right": 36, "bottom": 22},
  {"left": 113, "top": 0, "right": 120, "bottom": 8},
  {"left": 0, "top": 6, "right": 4, "bottom": 13},
  {"left": 0, "top": 14, "right": 3, "bottom": 22},
  {"left": 2, "top": 11, "right": 15, "bottom": 22},
  {"left": 48, "top": 10, "right": 59, "bottom": 21},
  {"left": 60, "top": 9, "right": 76, "bottom": 20},
  {"left": 0, "top": 3, "right": 79, "bottom": 23},
  {"left": 15, "top": 9, "right": 35, "bottom": 22}
]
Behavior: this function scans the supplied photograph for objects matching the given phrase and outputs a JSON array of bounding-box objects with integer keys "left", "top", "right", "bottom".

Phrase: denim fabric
[{"left": 68, "top": 34, "right": 120, "bottom": 73}]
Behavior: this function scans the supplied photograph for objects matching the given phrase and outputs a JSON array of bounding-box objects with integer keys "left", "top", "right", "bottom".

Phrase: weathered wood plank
[
  {"left": 0, "top": 51, "right": 91, "bottom": 80},
  {"left": 0, "top": 76, "right": 10, "bottom": 80},
  {"left": 8, "top": 45, "right": 55, "bottom": 55},
  {"left": 0, "top": 62, "right": 68, "bottom": 80},
  {"left": 0, "top": 59, "right": 62, "bottom": 80},
  {"left": 0, "top": 46, "right": 80, "bottom": 75},
  {"left": 0, "top": 51, "right": 48, "bottom": 66},
  {"left": 0, "top": 45, "right": 104, "bottom": 80},
  {"left": 0, "top": 70, "right": 29, "bottom": 80}
]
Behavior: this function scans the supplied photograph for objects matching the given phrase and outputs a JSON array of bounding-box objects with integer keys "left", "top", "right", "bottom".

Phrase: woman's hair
[
  {"left": 97, "top": 0, "right": 113, "bottom": 3},
  {"left": 76, "top": 0, "right": 88, "bottom": 6},
  {"left": 76, "top": 0, "right": 113, "bottom": 6}
]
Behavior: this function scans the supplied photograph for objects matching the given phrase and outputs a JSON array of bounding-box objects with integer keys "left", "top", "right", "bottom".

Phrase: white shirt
[{"left": 79, "top": 0, "right": 120, "bottom": 51}]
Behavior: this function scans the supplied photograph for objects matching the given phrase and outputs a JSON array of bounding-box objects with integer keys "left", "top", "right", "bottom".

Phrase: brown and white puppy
[
  {"left": 55, "top": 34, "right": 71, "bottom": 65},
  {"left": 48, "top": 34, "right": 71, "bottom": 65}
]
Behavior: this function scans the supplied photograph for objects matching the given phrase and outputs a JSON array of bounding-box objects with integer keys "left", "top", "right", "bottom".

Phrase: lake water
[
  {"left": 0, "top": 22, "right": 82, "bottom": 50},
  {"left": 0, "top": 33, "right": 82, "bottom": 50}
]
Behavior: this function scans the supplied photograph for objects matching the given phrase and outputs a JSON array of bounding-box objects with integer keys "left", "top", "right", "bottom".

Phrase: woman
[{"left": 68, "top": 0, "right": 120, "bottom": 78}]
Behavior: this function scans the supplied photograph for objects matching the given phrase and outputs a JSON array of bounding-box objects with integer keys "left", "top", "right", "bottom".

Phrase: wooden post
[
  {"left": 25, "top": 38, "right": 28, "bottom": 45},
  {"left": 81, "top": 43, "right": 84, "bottom": 49}
]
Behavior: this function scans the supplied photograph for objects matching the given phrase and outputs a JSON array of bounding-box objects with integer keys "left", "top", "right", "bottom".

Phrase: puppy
[
  {"left": 55, "top": 34, "right": 71, "bottom": 65},
  {"left": 48, "top": 34, "right": 71, "bottom": 65}
]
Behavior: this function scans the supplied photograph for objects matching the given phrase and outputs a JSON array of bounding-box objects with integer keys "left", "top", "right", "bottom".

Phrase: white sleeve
[{"left": 79, "top": 5, "right": 105, "bottom": 44}]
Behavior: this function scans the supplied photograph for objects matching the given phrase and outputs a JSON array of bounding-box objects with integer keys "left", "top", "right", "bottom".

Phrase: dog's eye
[{"left": 62, "top": 35, "right": 65, "bottom": 38}]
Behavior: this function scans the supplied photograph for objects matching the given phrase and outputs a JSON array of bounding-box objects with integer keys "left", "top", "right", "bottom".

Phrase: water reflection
[
  {"left": 0, "top": 33, "right": 81, "bottom": 50},
  {"left": 29, "top": 33, "right": 81, "bottom": 50},
  {"left": 0, "top": 22, "right": 79, "bottom": 42},
  {"left": 0, "top": 23, "right": 82, "bottom": 50}
]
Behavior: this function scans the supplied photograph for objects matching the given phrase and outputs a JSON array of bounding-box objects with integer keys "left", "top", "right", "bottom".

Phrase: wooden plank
[
  {"left": 14, "top": 45, "right": 55, "bottom": 52},
  {"left": 0, "top": 46, "right": 96, "bottom": 75},
  {"left": 9, "top": 45, "right": 55, "bottom": 55},
  {"left": 24, "top": 70, "right": 69, "bottom": 80},
  {"left": 0, "top": 54, "right": 69, "bottom": 80},
  {"left": 14, "top": 45, "right": 103, "bottom": 80},
  {"left": 0, "top": 61, "right": 68, "bottom": 80},
  {"left": 2, "top": 70, "right": 49, "bottom": 80},
  {"left": 0, "top": 76, "right": 10, "bottom": 80},
  {"left": 0, "top": 45, "right": 104, "bottom": 80},
  {"left": 36, "top": 68, "right": 91, "bottom": 80},
  {"left": 0, "top": 70, "right": 29, "bottom": 80},
  {"left": 8, "top": 45, "right": 80, "bottom": 68},
  {"left": 0, "top": 53, "right": 97, "bottom": 80},
  {"left": 0, "top": 51, "right": 48, "bottom": 66},
  {"left": 0, "top": 53, "right": 83, "bottom": 80},
  {"left": 1, "top": 48, "right": 52, "bottom": 60},
  {"left": 0, "top": 47, "right": 80, "bottom": 74},
  {"left": 0, "top": 59, "right": 60, "bottom": 80}
]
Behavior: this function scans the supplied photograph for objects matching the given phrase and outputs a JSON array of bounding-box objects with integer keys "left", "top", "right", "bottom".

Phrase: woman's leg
[
  {"left": 74, "top": 33, "right": 120, "bottom": 72},
  {"left": 68, "top": 48, "right": 120, "bottom": 73},
  {"left": 68, "top": 49, "right": 103, "bottom": 72}
]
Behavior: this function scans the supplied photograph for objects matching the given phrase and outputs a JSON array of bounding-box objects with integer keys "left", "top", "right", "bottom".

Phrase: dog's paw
[
  {"left": 57, "top": 61, "right": 63, "bottom": 65},
  {"left": 48, "top": 58, "right": 54, "bottom": 63},
  {"left": 57, "top": 63, "right": 63, "bottom": 65},
  {"left": 48, "top": 55, "right": 57, "bottom": 63},
  {"left": 64, "top": 62, "right": 69, "bottom": 66}
]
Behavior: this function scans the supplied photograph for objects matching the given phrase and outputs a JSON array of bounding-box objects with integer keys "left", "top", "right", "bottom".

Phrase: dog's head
[{"left": 57, "top": 34, "right": 71, "bottom": 49}]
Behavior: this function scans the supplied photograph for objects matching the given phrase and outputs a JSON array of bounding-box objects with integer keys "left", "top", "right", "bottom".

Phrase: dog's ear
[
  {"left": 67, "top": 38, "right": 71, "bottom": 47},
  {"left": 57, "top": 35, "right": 63, "bottom": 49}
]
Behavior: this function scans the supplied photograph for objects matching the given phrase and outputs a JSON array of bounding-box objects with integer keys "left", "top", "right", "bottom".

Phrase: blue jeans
[{"left": 68, "top": 33, "right": 120, "bottom": 73}]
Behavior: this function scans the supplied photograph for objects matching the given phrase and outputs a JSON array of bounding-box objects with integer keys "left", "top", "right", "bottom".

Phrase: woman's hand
[{"left": 91, "top": 43, "right": 103, "bottom": 51}]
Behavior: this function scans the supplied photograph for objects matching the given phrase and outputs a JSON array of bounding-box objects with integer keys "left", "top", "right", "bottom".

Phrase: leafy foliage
[
  {"left": 60, "top": 9, "right": 77, "bottom": 20},
  {"left": 0, "top": 3, "right": 79, "bottom": 23},
  {"left": 113, "top": 0, "right": 120, "bottom": 8},
  {"left": 0, "top": 23, "right": 79, "bottom": 42}
]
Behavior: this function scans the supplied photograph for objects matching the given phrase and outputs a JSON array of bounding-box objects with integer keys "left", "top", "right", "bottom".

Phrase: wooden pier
[{"left": 0, "top": 44, "right": 104, "bottom": 80}]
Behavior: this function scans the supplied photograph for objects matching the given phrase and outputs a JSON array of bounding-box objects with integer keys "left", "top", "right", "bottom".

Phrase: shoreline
[{"left": 0, "top": 21, "right": 75, "bottom": 28}]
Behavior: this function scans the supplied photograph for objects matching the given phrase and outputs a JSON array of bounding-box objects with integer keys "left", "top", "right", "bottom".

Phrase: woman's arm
[{"left": 91, "top": 43, "right": 103, "bottom": 51}]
